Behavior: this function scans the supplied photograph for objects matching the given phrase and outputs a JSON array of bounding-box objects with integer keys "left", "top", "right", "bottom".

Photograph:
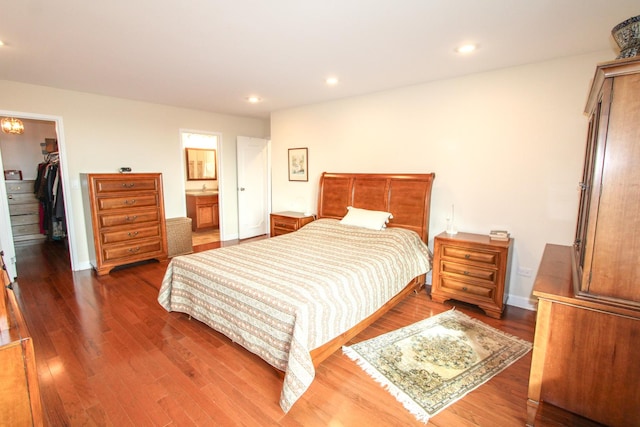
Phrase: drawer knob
[
  {"left": 463, "top": 271, "right": 469, "bottom": 275},
  {"left": 122, "top": 183, "right": 135, "bottom": 188},
  {"left": 128, "top": 231, "right": 139, "bottom": 238},
  {"left": 464, "top": 254, "right": 471, "bottom": 259},
  {"left": 128, "top": 247, "right": 140, "bottom": 253},
  {"left": 124, "top": 199, "right": 137, "bottom": 205},
  {"left": 125, "top": 215, "right": 138, "bottom": 222},
  {"left": 462, "top": 286, "right": 468, "bottom": 291}
]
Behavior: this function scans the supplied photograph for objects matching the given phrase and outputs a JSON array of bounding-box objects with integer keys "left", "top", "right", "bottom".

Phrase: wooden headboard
[{"left": 317, "top": 172, "right": 436, "bottom": 243}]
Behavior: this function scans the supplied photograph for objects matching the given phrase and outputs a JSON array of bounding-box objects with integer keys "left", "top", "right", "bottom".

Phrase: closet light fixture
[{"left": 1, "top": 117, "right": 25, "bottom": 135}]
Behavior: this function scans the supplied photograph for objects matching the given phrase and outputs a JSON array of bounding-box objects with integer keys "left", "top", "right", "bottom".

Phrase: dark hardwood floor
[{"left": 10, "top": 238, "right": 601, "bottom": 426}]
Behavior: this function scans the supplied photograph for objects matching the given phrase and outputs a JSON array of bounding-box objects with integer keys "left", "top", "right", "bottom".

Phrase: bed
[{"left": 158, "top": 172, "right": 435, "bottom": 412}]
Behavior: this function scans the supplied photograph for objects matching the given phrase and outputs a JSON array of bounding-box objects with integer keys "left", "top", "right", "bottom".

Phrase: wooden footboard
[{"left": 309, "top": 274, "right": 425, "bottom": 367}]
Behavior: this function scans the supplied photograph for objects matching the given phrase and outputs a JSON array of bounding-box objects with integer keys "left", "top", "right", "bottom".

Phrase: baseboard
[
  {"left": 506, "top": 294, "right": 537, "bottom": 311},
  {"left": 74, "top": 261, "right": 93, "bottom": 272}
]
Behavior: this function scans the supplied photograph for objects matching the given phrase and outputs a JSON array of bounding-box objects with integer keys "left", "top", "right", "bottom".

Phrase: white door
[
  {"left": 0, "top": 150, "right": 17, "bottom": 279},
  {"left": 237, "top": 136, "right": 270, "bottom": 239}
]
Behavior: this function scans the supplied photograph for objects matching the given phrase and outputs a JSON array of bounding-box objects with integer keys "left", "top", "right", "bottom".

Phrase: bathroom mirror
[{"left": 186, "top": 148, "right": 217, "bottom": 180}]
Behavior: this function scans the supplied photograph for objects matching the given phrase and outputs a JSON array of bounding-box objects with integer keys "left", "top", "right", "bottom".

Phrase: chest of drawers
[
  {"left": 81, "top": 173, "right": 168, "bottom": 275},
  {"left": 270, "top": 211, "right": 314, "bottom": 237},
  {"left": 431, "top": 231, "right": 513, "bottom": 318}
]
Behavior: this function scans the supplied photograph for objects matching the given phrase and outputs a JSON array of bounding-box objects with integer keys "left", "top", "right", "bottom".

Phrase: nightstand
[
  {"left": 270, "top": 211, "right": 315, "bottom": 237},
  {"left": 430, "top": 231, "right": 513, "bottom": 319}
]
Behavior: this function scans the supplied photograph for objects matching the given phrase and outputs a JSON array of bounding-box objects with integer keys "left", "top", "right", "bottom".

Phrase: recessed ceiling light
[
  {"left": 0, "top": 40, "right": 5, "bottom": 46},
  {"left": 326, "top": 77, "right": 339, "bottom": 86},
  {"left": 456, "top": 44, "right": 477, "bottom": 54},
  {"left": 246, "top": 96, "right": 262, "bottom": 103}
]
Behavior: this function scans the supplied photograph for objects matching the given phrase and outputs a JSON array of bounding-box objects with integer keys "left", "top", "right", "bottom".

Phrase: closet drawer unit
[
  {"left": 10, "top": 214, "right": 39, "bottom": 227},
  {"left": 431, "top": 231, "right": 512, "bottom": 319},
  {"left": 12, "top": 223, "right": 40, "bottom": 236},
  {"left": 7, "top": 192, "right": 38, "bottom": 205},
  {"left": 9, "top": 203, "right": 39, "bottom": 216},
  {"left": 96, "top": 194, "right": 159, "bottom": 211},
  {"left": 100, "top": 224, "right": 162, "bottom": 245},
  {"left": 81, "top": 173, "right": 168, "bottom": 275},
  {"left": 98, "top": 210, "right": 160, "bottom": 228},
  {"left": 6, "top": 181, "right": 33, "bottom": 194},
  {"left": 6, "top": 180, "right": 43, "bottom": 243}
]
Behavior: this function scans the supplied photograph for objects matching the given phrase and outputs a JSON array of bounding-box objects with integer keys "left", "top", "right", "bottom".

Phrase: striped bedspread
[{"left": 158, "top": 218, "right": 432, "bottom": 412}]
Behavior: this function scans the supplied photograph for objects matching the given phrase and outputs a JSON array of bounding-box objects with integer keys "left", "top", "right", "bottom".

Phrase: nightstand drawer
[
  {"left": 440, "top": 260, "right": 497, "bottom": 284},
  {"left": 272, "top": 217, "right": 298, "bottom": 231},
  {"left": 441, "top": 246, "right": 499, "bottom": 267},
  {"left": 439, "top": 276, "right": 495, "bottom": 301}
]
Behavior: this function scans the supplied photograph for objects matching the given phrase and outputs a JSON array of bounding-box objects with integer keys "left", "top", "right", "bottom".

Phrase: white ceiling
[{"left": 0, "top": 1, "right": 638, "bottom": 119}]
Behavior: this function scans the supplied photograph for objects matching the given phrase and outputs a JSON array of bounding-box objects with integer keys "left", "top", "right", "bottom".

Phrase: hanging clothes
[{"left": 34, "top": 153, "right": 67, "bottom": 240}]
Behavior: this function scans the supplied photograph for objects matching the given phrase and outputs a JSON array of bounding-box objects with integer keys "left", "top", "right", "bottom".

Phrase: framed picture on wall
[{"left": 288, "top": 147, "right": 308, "bottom": 182}]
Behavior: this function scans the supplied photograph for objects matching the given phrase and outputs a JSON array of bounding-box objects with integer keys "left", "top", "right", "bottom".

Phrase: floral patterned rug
[{"left": 343, "top": 309, "right": 532, "bottom": 423}]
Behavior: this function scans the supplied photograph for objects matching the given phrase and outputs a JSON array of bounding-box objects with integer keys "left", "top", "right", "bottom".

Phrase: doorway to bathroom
[{"left": 181, "top": 130, "right": 220, "bottom": 246}]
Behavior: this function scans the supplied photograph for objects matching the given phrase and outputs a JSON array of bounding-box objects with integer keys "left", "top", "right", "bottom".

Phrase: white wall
[
  {"left": 271, "top": 50, "right": 613, "bottom": 310},
  {"left": 0, "top": 80, "right": 269, "bottom": 270}
]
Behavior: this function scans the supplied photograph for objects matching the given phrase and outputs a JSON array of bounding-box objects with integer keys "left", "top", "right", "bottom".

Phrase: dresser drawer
[
  {"left": 441, "top": 245, "right": 499, "bottom": 267},
  {"left": 98, "top": 210, "right": 160, "bottom": 228},
  {"left": 96, "top": 194, "right": 159, "bottom": 211},
  {"left": 438, "top": 276, "right": 495, "bottom": 301},
  {"left": 100, "top": 224, "right": 162, "bottom": 245},
  {"left": 440, "top": 260, "right": 497, "bottom": 284},
  {"left": 94, "top": 178, "right": 159, "bottom": 194},
  {"left": 102, "top": 239, "right": 164, "bottom": 262}
]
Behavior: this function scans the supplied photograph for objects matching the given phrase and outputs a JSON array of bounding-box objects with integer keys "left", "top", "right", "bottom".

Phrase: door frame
[
  {"left": 0, "top": 110, "right": 78, "bottom": 278},
  {"left": 179, "top": 129, "right": 225, "bottom": 239}
]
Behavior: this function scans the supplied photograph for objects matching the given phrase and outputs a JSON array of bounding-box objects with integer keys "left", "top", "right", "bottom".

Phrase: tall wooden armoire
[{"left": 527, "top": 57, "right": 640, "bottom": 426}]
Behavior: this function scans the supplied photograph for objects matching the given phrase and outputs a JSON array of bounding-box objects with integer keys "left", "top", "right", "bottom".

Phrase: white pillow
[{"left": 340, "top": 206, "right": 393, "bottom": 230}]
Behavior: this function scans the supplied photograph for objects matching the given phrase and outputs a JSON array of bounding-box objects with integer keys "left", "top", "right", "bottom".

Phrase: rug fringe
[{"left": 343, "top": 345, "right": 430, "bottom": 423}]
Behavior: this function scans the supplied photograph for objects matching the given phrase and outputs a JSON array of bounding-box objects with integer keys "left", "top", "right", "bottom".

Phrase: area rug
[{"left": 342, "top": 309, "right": 532, "bottom": 423}]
